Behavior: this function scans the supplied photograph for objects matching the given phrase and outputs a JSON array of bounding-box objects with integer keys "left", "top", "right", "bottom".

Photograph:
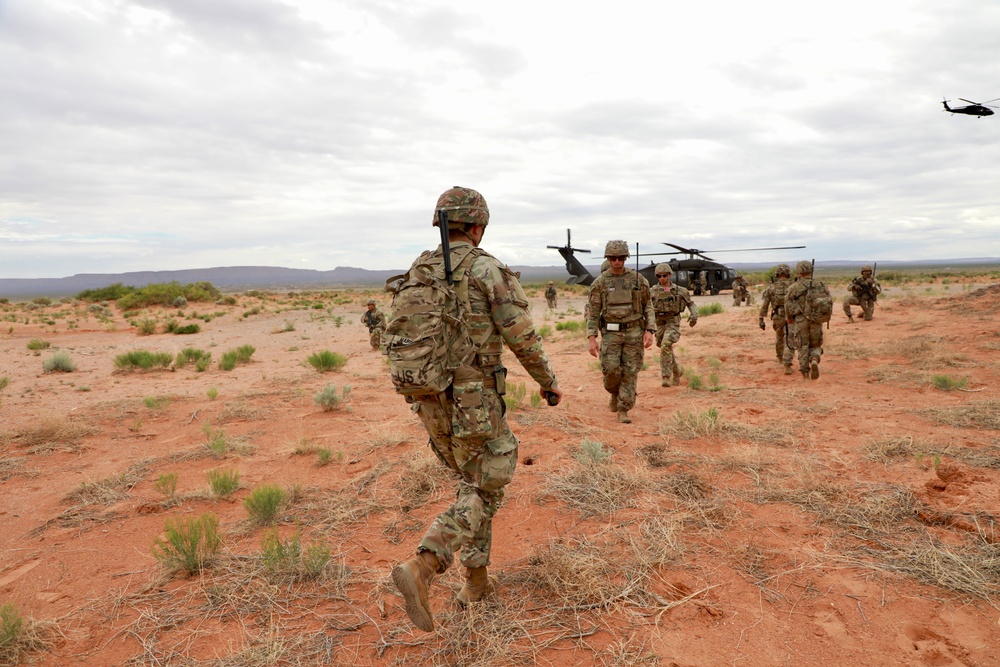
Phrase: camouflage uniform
[
  {"left": 758, "top": 267, "right": 794, "bottom": 371},
  {"left": 731, "top": 275, "right": 749, "bottom": 306},
  {"left": 545, "top": 282, "right": 558, "bottom": 309},
  {"left": 651, "top": 266, "right": 697, "bottom": 386},
  {"left": 361, "top": 300, "right": 386, "bottom": 350},
  {"left": 843, "top": 266, "right": 881, "bottom": 321},
  {"left": 410, "top": 240, "right": 557, "bottom": 571},
  {"left": 785, "top": 262, "right": 823, "bottom": 378},
  {"left": 587, "top": 248, "right": 655, "bottom": 415}
]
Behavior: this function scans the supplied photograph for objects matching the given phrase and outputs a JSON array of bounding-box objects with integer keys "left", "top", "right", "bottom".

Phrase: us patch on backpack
[
  {"left": 383, "top": 249, "right": 477, "bottom": 397},
  {"left": 803, "top": 281, "right": 833, "bottom": 323}
]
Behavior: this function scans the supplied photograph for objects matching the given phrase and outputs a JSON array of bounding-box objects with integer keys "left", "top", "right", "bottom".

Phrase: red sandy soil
[{"left": 1, "top": 280, "right": 999, "bottom": 666}]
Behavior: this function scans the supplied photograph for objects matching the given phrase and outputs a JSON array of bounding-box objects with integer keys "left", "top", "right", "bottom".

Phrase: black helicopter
[
  {"left": 942, "top": 98, "right": 998, "bottom": 117},
  {"left": 548, "top": 229, "right": 804, "bottom": 295}
]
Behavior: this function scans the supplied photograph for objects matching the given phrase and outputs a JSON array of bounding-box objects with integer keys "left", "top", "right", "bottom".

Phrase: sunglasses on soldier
[
  {"left": 656, "top": 273, "right": 671, "bottom": 278},
  {"left": 606, "top": 255, "right": 627, "bottom": 262}
]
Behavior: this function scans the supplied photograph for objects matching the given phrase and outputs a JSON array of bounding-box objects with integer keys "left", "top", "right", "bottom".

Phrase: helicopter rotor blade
[
  {"left": 636, "top": 251, "right": 686, "bottom": 257},
  {"left": 982, "top": 97, "right": 1000, "bottom": 104},
  {"left": 692, "top": 245, "right": 807, "bottom": 253},
  {"left": 958, "top": 98, "right": 978, "bottom": 105},
  {"left": 662, "top": 243, "right": 697, "bottom": 254}
]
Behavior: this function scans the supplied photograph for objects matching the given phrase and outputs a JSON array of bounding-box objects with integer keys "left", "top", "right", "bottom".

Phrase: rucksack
[
  {"left": 803, "top": 280, "right": 833, "bottom": 323},
  {"left": 382, "top": 247, "right": 480, "bottom": 397}
]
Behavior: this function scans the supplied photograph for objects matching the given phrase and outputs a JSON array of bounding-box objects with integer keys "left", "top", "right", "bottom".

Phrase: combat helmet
[
  {"left": 655, "top": 263, "right": 672, "bottom": 276},
  {"left": 432, "top": 186, "right": 489, "bottom": 228},
  {"left": 795, "top": 260, "right": 813, "bottom": 276},
  {"left": 604, "top": 240, "right": 629, "bottom": 258},
  {"left": 366, "top": 298, "right": 376, "bottom": 306},
  {"left": 861, "top": 265, "right": 872, "bottom": 274},
  {"left": 775, "top": 263, "right": 791, "bottom": 277}
]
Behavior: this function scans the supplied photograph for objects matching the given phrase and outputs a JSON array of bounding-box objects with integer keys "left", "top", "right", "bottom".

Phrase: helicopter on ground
[
  {"left": 547, "top": 229, "right": 805, "bottom": 295},
  {"left": 941, "top": 98, "right": 998, "bottom": 117}
]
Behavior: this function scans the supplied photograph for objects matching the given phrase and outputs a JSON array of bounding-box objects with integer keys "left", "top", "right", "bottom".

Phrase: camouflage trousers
[
  {"left": 655, "top": 319, "right": 682, "bottom": 381},
  {"left": 369, "top": 327, "right": 384, "bottom": 350},
  {"left": 788, "top": 317, "right": 823, "bottom": 372},
  {"left": 411, "top": 381, "right": 518, "bottom": 570},
  {"left": 842, "top": 295, "right": 875, "bottom": 321},
  {"left": 546, "top": 296, "right": 557, "bottom": 308},
  {"left": 599, "top": 327, "right": 645, "bottom": 411},
  {"left": 771, "top": 317, "right": 794, "bottom": 366},
  {"left": 732, "top": 286, "right": 746, "bottom": 306}
]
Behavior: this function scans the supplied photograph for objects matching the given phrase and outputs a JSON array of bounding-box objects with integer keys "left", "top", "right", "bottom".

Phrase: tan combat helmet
[
  {"left": 775, "top": 263, "right": 791, "bottom": 277},
  {"left": 861, "top": 265, "right": 873, "bottom": 274},
  {"left": 655, "top": 263, "right": 672, "bottom": 276},
  {"left": 795, "top": 260, "right": 813, "bottom": 276},
  {"left": 548, "top": 281, "right": 554, "bottom": 285},
  {"left": 604, "top": 240, "right": 630, "bottom": 258},
  {"left": 367, "top": 298, "right": 376, "bottom": 306},
  {"left": 432, "top": 186, "right": 489, "bottom": 228}
]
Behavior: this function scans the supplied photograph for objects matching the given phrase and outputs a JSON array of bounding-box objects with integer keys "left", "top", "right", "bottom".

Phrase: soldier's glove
[
  {"left": 689, "top": 318, "right": 697, "bottom": 328},
  {"left": 758, "top": 319, "right": 766, "bottom": 331}
]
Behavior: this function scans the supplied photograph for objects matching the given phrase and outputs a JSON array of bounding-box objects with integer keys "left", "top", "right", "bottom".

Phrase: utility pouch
[{"left": 494, "top": 366, "right": 507, "bottom": 396}]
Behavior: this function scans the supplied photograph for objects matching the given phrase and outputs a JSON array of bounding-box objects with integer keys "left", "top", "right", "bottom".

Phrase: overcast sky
[{"left": 2, "top": 0, "right": 999, "bottom": 279}]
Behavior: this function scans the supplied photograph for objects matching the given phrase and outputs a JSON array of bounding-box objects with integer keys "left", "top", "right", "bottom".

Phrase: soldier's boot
[
  {"left": 456, "top": 567, "right": 498, "bottom": 606},
  {"left": 608, "top": 394, "right": 619, "bottom": 413},
  {"left": 661, "top": 377, "right": 672, "bottom": 387},
  {"left": 801, "top": 370, "right": 809, "bottom": 379},
  {"left": 617, "top": 410, "right": 632, "bottom": 424},
  {"left": 809, "top": 358, "right": 820, "bottom": 380},
  {"left": 391, "top": 551, "right": 441, "bottom": 633},
  {"left": 672, "top": 365, "right": 682, "bottom": 385},
  {"left": 846, "top": 313, "right": 854, "bottom": 323},
  {"left": 784, "top": 364, "right": 793, "bottom": 375}
]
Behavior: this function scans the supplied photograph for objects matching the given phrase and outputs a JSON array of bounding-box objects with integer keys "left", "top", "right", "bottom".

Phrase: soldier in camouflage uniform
[
  {"left": 785, "top": 260, "right": 823, "bottom": 380},
  {"left": 391, "top": 187, "right": 562, "bottom": 633},
  {"left": 587, "top": 240, "right": 655, "bottom": 423},
  {"left": 843, "top": 265, "right": 881, "bottom": 322},
  {"left": 545, "top": 281, "right": 558, "bottom": 309},
  {"left": 651, "top": 264, "right": 697, "bottom": 387},
  {"left": 758, "top": 264, "right": 794, "bottom": 374},
  {"left": 360, "top": 299, "right": 386, "bottom": 351},
  {"left": 731, "top": 273, "right": 749, "bottom": 306}
]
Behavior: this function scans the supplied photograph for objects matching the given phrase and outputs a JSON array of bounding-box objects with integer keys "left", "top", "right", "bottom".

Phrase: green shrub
[
  {"left": 316, "top": 448, "right": 333, "bottom": 466},
  {"left": 117, "top": 281, "right": 222, "bottom": 311},
  {"left": 314, "top": 383, "right": 352, "bottom": 411},
  {"left": 307, "top": 350, "right": 348, "bottom": 372},
  {"left": 932, "top": 375, "right": 968, "bottom": 391},
  {"left": 154, "top": 473, "right": 178, "bottom": 498},
  {"left": 172, "top": 323, "right": 201, "bottom": 335},
  {"left": 136, "top": 318, "right": 157, "bottom": 335},
  {"left": 687, "top": 372, "right": 704, "bottom": 390},
  {"left": 555, "top": 320, "right": 585, "bottom": 332},
  {"left": 151, "top": 513, "right": 222, "bottom": 574},
  {"left": 538, "top": 324, "right": 553, "bottom": 338},
  {"left": 43, "top": 352, "right": 76, "bottom": 373},
  {"left": 0, "top": 377, "right": 9, "bottom": 392},
  {"left": 207, "top": 468, "right": 240, "bottom": 499},
  {"left": 0, "top": 602, "right": 49, "bottom": 665},
  {"left": 114, "top": 350, "right": 173, "bottom": 371},
  {"left": 207, "top": 387, "right": 219, "bottom": 400},
  {"left": 26, "top": 339, "right": 51, "bottom": 351},
  {"left": 77, "top": 282, "right": 135, "bottom": 302},
  {"left": 219, "top": 344, "right": 255, "bottom": 371},
  {"left": 175, "top": 347, "right": 210, "bottom": 368},
  {"left": 244, "top": 484, "right": 287, "bottom": 525},
  {"left": 202, "top": 423, "right": 228, "bottom": 458},
  {"left": 31, "top": 297, "right": 52, "bottom": 306},
  {"left": 260, "top": 529, "right": 330, "bottom": 580},
  {"left": 504, "top": 381, "right": 527, "bottom": 412},
  {"left": 697, "top": 302, "right": 725, "bottom": 317},
  {"left": 144, "top": 395, "right": 169, "bottom": 410},
  {"left": 573, "top": 439, "right": 610, "bottom": 465}
]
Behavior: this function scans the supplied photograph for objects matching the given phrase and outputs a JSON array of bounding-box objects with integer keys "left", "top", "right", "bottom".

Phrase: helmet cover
[
  {"left": 432, "top": 186, "right": 489, "bottom": 228},
  {"left": 604, "top": 240, "right": 630, "bottom": 258}
]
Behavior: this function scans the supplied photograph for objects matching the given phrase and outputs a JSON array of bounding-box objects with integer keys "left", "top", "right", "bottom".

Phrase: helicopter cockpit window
[{"left": 726, "top": 269, "right": 736, "bottom": 280}]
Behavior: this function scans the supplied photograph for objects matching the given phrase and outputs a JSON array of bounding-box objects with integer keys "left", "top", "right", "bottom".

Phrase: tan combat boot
[
  {"left": 391, "top": 551, "right": 441, "bottom": 632},
  {"left": 608, "top": 394, "right": 618, "bottom": 413},
  {"left": 661, "top": 377, "right": 672, "bottom": 387},
  {"left": 809, "top": 358, "right": 820, "bottom": 380},
  {"left": 672, "top": 365, "right": 682, "bottom": 385},
  {"left": 784, "top": 364, "right": 793, "bottom": 375},
  {"left": 617, "top": 410, "right": 632, "bottom": 424},
  {"left": 456, "top": 567, "right": 498, "bottom": 606},
  {"left": 846, "top": 313, "right": 854, "bottom": 323}
]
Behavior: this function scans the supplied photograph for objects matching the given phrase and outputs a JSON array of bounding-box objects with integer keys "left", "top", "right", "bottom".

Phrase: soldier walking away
[
  {"left": 843, "top": 265, "right": 881, "bottom": 322},
  {"left": 784, "top": 260, "right": 831, "bottom": 380},
  {"left": 587, "top": 240, "right": 655, "bottom": 423},
  {"left": 758, "top": 264, "right": 794, "bottom": 374},
  {"left": 388, "top": 186, "right": 562, "bottom": 633},
  {"left": 360, "top": 299, "right": 386, "bottom": 351},
  {"left": 545, "top": 281, "right": 558, "bottom": 309},
  {"left": 731, "top": 273, "right": 750, "bottom": 307},
  {"left": 651, "top": 264, "right": 697, "bottom": 387}
]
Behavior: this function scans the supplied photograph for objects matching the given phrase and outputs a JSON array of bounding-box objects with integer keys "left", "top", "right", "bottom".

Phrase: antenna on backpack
[
  {"left": 635, "top": 242, "right": 640, "bottom": 291},
  {"left": 438, "top": 210, "right": 453, "bottom": 285}
]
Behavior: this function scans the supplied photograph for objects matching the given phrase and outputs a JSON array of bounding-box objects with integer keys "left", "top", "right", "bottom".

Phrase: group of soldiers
[{"left": 365, "top": 188, "right": 883, "bottom": 634}]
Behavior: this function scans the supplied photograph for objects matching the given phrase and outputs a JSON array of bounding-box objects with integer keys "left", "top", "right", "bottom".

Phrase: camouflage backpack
[
  {"left": 802, "top": 279, "right": 833, "bottom": 323},
  {"left": 382, "top": 247, "right": 481, "bottom": 397}
]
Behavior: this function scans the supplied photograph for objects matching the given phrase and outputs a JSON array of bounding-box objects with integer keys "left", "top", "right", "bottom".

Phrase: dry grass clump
[
  {"left": 634, "top": 441, "right": 688, "bottom": 468},
  {"left": 660, "top": 408, "right": 720, "bottom": 439},
  {"left": 866, "top": 364, "right": 928, "bottom": 386},
  {"left": 363, "top": 422, "right": 410, "bottom": 450},
  {"left": 629, "top": 516, "right": 685, "bottom": 568},
  {"left": 63, "top": 461, "right": 149, "bottom": 506},
  {"left": 0, "top": 457, "right": 26, "bottom": 482},
  {"left": 395, "top": 454, "right": 450, "bottom": 512},
  {"left": 863, "top": 435, "right": 920, "bottom": 462},
  {"left": 517, "top": 537, "right": 641, "bottom": 608},
  {"left": 659, "top": 471, "right": 711, "bottom": 501},
  {"left": 298, "top": 489, "right": 383, "bottom": 532},
  {"left": 838, "top": 340, "right": 875, "bottom": 360},
  {"left": 546, "top": 441, "right": 642, "bottom": 517},
  {"left": 918, "top": 400, "right": 1000, "bottom": 430},
  {"left": 218, "top": 400, "right": 271, "bottom": 423},
  {"left": 1, "top": 416, "right": 98, "bottom": 453},
  {"left": 0, "top": 604, "right": 59, "bottom": 667}
]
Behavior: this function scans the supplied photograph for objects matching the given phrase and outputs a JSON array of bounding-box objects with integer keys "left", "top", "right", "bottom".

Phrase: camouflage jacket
[
  {"left": 651, "top": 283, "right": 696, "bottom": 325},
  {"left": 732, "top": 276, "right": 748, "bottom": 290},
  {"left": 545, "top": 286, "right": 557, "bottom": 299},
  {"left": 758, "top": 278, "right": 791, "bottom": 320},
  {"left": 586, "top": 268, "right": 655, "bottom": 337},
  {"left": 850, "top": 276, "right": 881, "bottom": 299},
  {"left": 444, "top": 242, "right": 557, "bottom": 390},
  {"left": 361, "top": 308, "right": 386, "bottom": 332}
]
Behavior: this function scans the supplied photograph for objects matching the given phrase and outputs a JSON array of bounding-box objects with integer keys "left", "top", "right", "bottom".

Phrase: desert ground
[{"left": 1, "top": 274, "right": 999, "bottom": 667}]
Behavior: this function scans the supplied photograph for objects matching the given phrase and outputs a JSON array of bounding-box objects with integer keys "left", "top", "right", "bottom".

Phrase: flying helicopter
[
  {"left": 548, "top": 229, "right": 805, "bottom": 295},
  {"left": 941, "top": 97, "right": 998, "bottom": 117}
]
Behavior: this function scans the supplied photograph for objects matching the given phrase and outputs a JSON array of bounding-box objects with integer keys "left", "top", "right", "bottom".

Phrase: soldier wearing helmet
[
  {"left": 758, "top": 263, "right": 795, "bottom": 373},
  {"left": 843, "top": 264, "right": 881, "bottom": 322},
  {"left": 650, "top": 262, "right": 697, "bottom": 387},
  {"left": 784, "top": 260, "right": 829, "bottom": 380},
  {"left": 391, "top": 187, "right": 562, "bottom": 633},
  {"left": 586, "top": 240, "right": 655, "bottom": 423},
  {"left": 545, "top": 280, "right": 558, "bottom": 309},
  {"left": 360, "top": 298, "right": 386, "bottom": 351},
  {"left": 731, "top": 272, "right": 751, "bottom": 307}
]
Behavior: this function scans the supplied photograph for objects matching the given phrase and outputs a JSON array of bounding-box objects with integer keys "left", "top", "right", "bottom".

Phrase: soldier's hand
[
  {"left": 643, "top": 330, "right": 654, "bottom": 348},
  {"left": 758, "top": 319, "right": 766, "bottom": 331},
  {"left": 689, "top": 318, "right": 697, "bottom": 328},
  {"left": 541, "top": 386, "right": 563, "bottom": 406},
  {"left": 588, "top": 336, "right": 599, "bottom": 357}
]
